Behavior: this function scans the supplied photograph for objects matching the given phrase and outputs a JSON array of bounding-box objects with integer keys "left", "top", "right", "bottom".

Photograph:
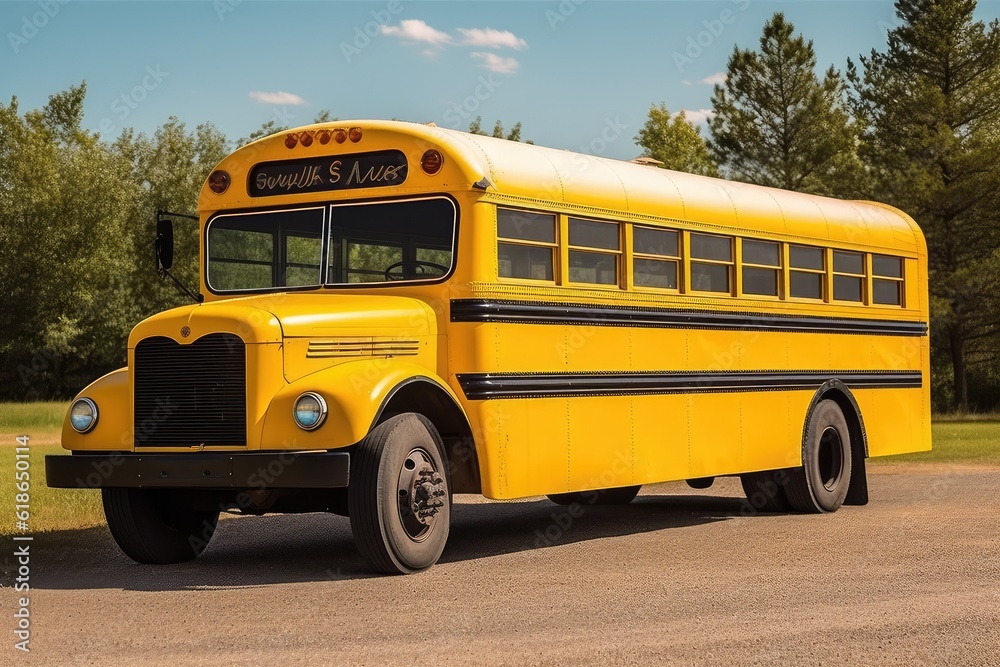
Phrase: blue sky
[{"left": 2, "top": 0, "right": 997, "bottom": 160}]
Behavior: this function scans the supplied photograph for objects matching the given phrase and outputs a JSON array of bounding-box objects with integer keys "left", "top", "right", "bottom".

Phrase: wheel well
[
  {"left": 816, "top": 383, "right": 869, "bottom": 506},
  {"left": 373, "top": 379, "right": 481, "bottom": 494}
]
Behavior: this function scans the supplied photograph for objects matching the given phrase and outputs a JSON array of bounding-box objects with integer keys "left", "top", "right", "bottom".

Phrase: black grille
[{"left": 133, "top": 334, "right": 247, "bottom": 447}]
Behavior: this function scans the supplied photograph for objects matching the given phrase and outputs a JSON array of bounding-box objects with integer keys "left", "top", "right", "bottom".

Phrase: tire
[
  {"left": 784, "top": 399, "right": 853, "bottom": 513},
  {"left": 547, "top": 485, "right": 641, "bottom": 506},
  {"left": 740, "top": 470, "right": 793, "bottom": 513},
  {"left": 348, "top": 413, "right": 451, "bottom": 574},
  {"left": 102, "top": 488, "right": 219, "bottom": 564},
  {"left": 686, "top": 477, "right": 715, "bottom": 490}
]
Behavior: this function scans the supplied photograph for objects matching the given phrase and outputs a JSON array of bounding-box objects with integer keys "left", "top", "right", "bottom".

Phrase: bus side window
[
  {"left": 690, "top": 233, "right": 733, "bottom": 294},
  {"left": 497, "top": 208, "right": 557, "bottom": 281},
  {"left": 568, "top": 218, "right": 621, "bottom": 286},
  {"left": 789, "top": 245, "right": 825, "bottom": 300},
  {"left": 833, "top": 250, "right": 865, "bottom": 302},
  {"left": 633, "top": 226, "right": 680, "bottom": 290},
  {"left": 872, "top": 255, "right": 904, "bottom": 306}
]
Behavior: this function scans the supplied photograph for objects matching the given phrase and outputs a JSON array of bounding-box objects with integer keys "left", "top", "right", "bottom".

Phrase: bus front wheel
[
  {"left": 784, "top": 399, "right": 853, "bottom": 513},
  {"left": 348, "top": 413, "right": 451, "bottom": 575},
  {"left": 102, "top": 488, "right": 219, "bottom": 564}
]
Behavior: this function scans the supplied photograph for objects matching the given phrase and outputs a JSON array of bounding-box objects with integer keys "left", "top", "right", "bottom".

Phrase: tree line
[{"left": 0, "top": 0, "right": 997, "bottom": 411}]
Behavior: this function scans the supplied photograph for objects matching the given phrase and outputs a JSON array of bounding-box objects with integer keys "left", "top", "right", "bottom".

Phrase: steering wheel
[{"left": 384, "top": 260, "right": 449, "bottom": 281}]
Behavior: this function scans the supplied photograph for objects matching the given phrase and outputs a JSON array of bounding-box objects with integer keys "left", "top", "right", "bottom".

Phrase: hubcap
[
  {"left": 396, "top": 447, "right": 447, "bottom": 541},
  {"left": 817, "top": 426, "right": 844, "bottom": 492}
]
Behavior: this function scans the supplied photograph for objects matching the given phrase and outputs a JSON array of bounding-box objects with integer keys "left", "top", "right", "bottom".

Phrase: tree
[
  {"left": 0, "top": 84, "right": 140, "bottom": 397},
  {"left": 709, "top": 13, "right": 862, "bottom": 196},
  {"left": 468, "top": 116, "right": 532, "bottom": 143},
  {"left": 850, "top": 0, "right": 1000, "bottom": 411},
  {"left": 634, "top": 104, "right": 718, "bottom": 176}
]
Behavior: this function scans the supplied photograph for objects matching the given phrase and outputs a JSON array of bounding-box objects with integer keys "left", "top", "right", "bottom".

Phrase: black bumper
[{"left": 45, "top": 451, "right": 350, "bottom": 489}]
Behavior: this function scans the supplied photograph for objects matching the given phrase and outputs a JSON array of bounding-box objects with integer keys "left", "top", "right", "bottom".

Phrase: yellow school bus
[{"left": 47, "top": 120, "right": 930, "bottom": 574}]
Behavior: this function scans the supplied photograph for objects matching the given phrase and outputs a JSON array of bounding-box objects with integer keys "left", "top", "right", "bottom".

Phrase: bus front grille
[{"left": 133, "top": 333, "right": 247, "bottom": 447}]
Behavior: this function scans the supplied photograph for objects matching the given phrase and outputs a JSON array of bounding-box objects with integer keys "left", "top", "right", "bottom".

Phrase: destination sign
[{"left": 248, "top": 150, "right": 408, "bottom": 197}]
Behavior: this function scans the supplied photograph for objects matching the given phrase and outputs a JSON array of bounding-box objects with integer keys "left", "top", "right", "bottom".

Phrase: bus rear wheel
[
  {"left": 740, "top": 470, "right": 792, "bottom": 513},
  {"left": 102, "top": 488, "right": 219, "bottom": 564},
  {"left": 348, "top": 413, "right": 451, "bottom": 575},
  {"left": 547, "top": 485, "right": 641, "bottom": 506},
  {"left": 784, "top": 399, "right": 853, "bottom": 513}
]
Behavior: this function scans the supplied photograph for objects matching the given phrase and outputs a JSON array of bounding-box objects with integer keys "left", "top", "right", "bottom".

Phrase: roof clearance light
[
  {"left": 285, "top": 133, "right": 298, "bottom": 149},
  {"left": 334, "top": 129, "right": 347, "bottom": 144},
  {"left": 208, "top": 170, "right": 230, "bottom": 194},
  {"left": 318, "top": 130, "right": 331, "bottom": 145},
  {"left": 300, "top": 131, "right": 314, "bottom": 147},
  {"left": 348, "top": 127, "right": 363, "bottom": 143},
  {"left": 421, "top": 149, "right": 444, "bottom": 175}
]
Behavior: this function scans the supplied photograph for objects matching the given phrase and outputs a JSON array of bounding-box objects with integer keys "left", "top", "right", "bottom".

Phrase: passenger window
[
  {"left": 833, "top": 251, "right": 865, "bottom": 302},
  {"left": 568, "top": 218, "right": 620, "bottom": 286},
  {"left": 497, "top": 209, "right": 557, "bottom": 281},
  {"left": 742, "top": 240, "right": 780, "bottom": 297},
  {"left": 690, "top": 233, "right": 733, "bottom": 294},
  {"left": 633, "top": 226, "right": 680, "bottom": 290},
  {"left": 789, "top": 245, "right": 825, "bottom": 299},
  {"left": 872, "top": 255, "right": 904, "bottom": 306}
]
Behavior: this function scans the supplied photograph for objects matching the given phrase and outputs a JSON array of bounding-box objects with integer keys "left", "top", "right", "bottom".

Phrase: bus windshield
[{"left": 206, "top": 197, "right": 456, "bottom": 292}]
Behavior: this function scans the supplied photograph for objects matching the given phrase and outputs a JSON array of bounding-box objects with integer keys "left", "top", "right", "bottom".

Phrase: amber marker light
[
  {"left": 300, "top": 131, "right": 314, "bottom": 147},
  {"left": 285, "top": 133, "right": 298, "bottom": 149},
  {"left": 348, "top": 127, "right": 363, "bottom": 143},
  {"left": 208, "top": 170, "right": 230, "bottom": 194},
  {"left": 318, "top": 130, "right": 331, "bottom": 145},
  {"left": 421, "top": 149, "right": 444, "bottom": 175},
  {"left": 334, "top": 129, "right": 347, "bottom": 144}
]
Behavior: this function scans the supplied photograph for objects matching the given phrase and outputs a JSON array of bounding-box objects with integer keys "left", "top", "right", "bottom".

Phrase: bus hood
[{"left": 128, "top": 293, "right": 440, "bottom": 347}]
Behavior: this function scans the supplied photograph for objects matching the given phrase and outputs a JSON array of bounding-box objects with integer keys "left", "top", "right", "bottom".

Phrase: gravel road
[{"left": 4, "top": 465, "right": 999, "bottom": 666}]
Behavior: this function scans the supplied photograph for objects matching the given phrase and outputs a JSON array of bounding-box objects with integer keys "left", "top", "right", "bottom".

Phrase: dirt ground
[{"left": 3, "top": 465, "right": 999, "bottom": 666}]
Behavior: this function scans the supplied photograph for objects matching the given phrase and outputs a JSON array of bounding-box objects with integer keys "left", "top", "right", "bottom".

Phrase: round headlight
[
  {"left": 70, "top": 398, "right": 98, "bottom": 434},
  {"left": 293, "top": 392, "right": 327, "bottom": 431}
]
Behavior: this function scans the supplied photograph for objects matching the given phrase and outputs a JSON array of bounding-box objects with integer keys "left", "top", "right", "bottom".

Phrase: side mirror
[{"left": 155, "top": 217, "right": 174, "bottom": 273}]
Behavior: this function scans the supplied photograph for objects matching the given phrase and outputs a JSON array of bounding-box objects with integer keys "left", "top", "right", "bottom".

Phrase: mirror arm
[
  {"left": 159, "top": 265, "right": 204, "bottom": 304},
  {"left": 155, "top": 209, "right": 204, "bottom": 304}
]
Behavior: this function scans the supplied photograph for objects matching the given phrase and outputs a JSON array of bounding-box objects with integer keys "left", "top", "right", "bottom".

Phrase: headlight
[
  {"left": 70, "top": 398, "right": 99, "bottom": 434},
  {"left": 292, "top": 392, "right": 327, "bottom": 431}
]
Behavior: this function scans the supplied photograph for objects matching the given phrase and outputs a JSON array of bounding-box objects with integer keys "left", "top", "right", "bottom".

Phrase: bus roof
[{"left": 209, "top": 120, "right": 924, "bottom": 255}]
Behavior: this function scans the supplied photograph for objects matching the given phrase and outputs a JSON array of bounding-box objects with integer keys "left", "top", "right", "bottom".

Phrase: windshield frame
[{"left": 203, "top": 194, "right": 459, "bottom": 296}]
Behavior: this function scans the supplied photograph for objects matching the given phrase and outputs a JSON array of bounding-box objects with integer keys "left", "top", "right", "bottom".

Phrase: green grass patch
[
  {"left": 0, "top": 443, "right": 104, "bottom": 536},
  {"left": 873, "top": 420, "right": 1000, "bottom": 466},
  {"left": 0, "top": 401, "right": 69, "bottom": 432}
]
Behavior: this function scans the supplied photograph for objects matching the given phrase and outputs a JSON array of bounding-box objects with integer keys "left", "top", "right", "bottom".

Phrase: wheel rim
[
  {"left": 817, "top": 426, "right": 845, "bottom": 492},
  {"left": 396, "top": 447, "right": 447, "bottom": 542}
]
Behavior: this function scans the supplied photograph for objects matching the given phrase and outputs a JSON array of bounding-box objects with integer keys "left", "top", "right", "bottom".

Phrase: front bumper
[{"left": 45, "top": 451, "right": 350, "bottom": 489}]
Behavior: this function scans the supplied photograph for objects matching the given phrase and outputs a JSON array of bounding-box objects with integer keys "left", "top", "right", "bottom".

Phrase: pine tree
[
  {"left": 634, "top": 104, "right": 718, "bottom": 176},
  {"left": 850, "top": 0, "right": 1000, "bottom": 411},
  {"left": 709, "top": 13, "right": 861, "bottom": 196}
]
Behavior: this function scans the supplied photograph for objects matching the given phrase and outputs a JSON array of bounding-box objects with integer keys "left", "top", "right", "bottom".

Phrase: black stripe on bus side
[
  {"left": 456, "top": 371, "right": 923, "bottom": 400},
  {"left": 450, "top": 299, "right": 928, "bottom": 337}
]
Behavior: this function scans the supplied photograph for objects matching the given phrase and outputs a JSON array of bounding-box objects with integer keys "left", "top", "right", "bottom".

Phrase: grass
[
  {"left": 0, "top": 443, "right": 104, "bottom": 536},
  {"left": 0, "top": 401, "right": 67, "bottom": 432},
  {"left": 0, "top": 402, "right": 997, "bottom": 535},
  {"left": 873, "top": 420, "right": 1000, "bottom": 466}
]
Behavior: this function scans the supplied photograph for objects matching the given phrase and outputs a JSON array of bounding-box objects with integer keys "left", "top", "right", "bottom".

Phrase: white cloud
[
  {"left": 458, "top": 27, "right": 527, "bottom": 50},
  {"left": 380, "top": 19, "right": 452, "bottom": 46},
  {"left": 471, "top": 52, "right": 519, "bottom": 74},
  {"left": 681, "top": 80, "right": 694, "bottom": 87},
  {"left": 702, "top": 72, "right": 727, "bottom": 85},
  {"left": 248, "top": 91, "right": 307, "bottom": 106},
  {"left": 682, "top": 108, "right": 716, "bottom": 124}
]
